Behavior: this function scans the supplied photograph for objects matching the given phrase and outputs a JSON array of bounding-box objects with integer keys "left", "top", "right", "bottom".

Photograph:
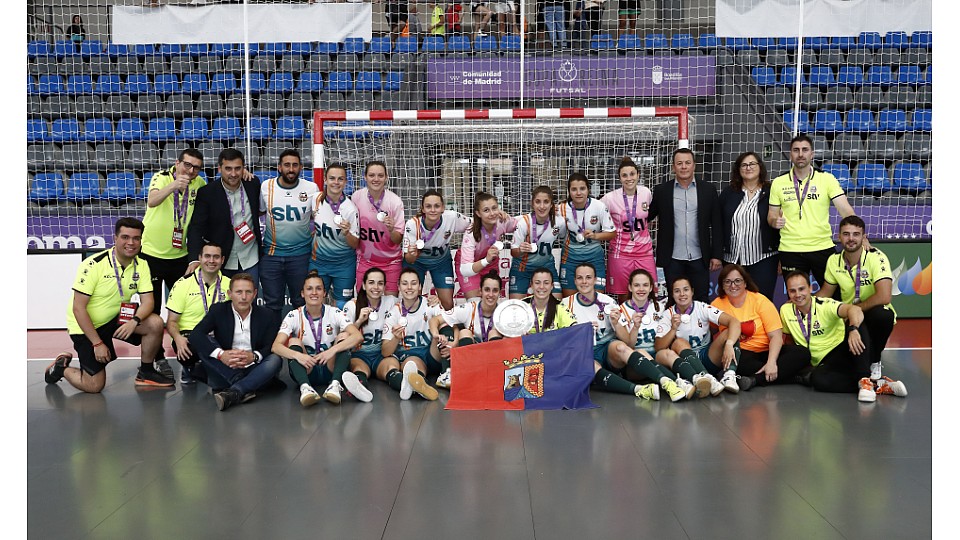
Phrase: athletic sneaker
[
  {"left": 870, "top": 362, "right": 882, "bottom": 381},
  {"left": 660, "top": 378, "right": 685, "bottom": 403},
  {"left": 720, "top": 370, "right": 739, "bottom": 394},
  {"left": 676, "top": 378, "right": 696, "bottom": 400},
  {"left": 299, "top": 384, "right": 321, "bottom": 407},
  {"left": 857, "top": 377, "right": 877, "bottom": 403},
  {"left": 135, "top": 367, "right": 175, "bottom": 387},
  {"left": 241, "top": 392, "right": 257, "bottom": 404},
  {"left": 634, "top": 383, "right": 660, "bottom": 401},
  {"left": 399, "top": 362, "right": 418, "bottom": 400},
  {"left": 180, "top": 363, "right": 195, "bottom": 385},
  {"left": 876, "top": 376, "right": 908, "bottom": 397},
  {"left": 692, "top": 374, "right": 712, "bottom": 399},
  {"left": 155, "top": 358, "right": 174, "bottom": 380},
  {"left": 435, "top": 368, "right": 452, "bottom": 389},
  {"left": 322, "top": 380, "right": 343, "bottom": 405},
  {"left": 214, "top": 389, "right": 242, "bottom": 411},
  {"left": 705, "top": 374, "right": 724, "bottom": 396},
  {"left": 408, "top": 372, "right": 439, "bottom": 401},
  {"left": 737, "top": 375, "right": 757, "bottom": 392},
  {"left": 44, "top": 352, "right": 72, "bottom": 384},
  {"left": 342, "top": 372, "right": 373, "bottom": 403}
]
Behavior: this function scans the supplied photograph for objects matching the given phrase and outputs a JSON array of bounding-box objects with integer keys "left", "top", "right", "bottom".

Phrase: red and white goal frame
[{"left": 310, "top": 106, "right": 689, "bottom": 191}]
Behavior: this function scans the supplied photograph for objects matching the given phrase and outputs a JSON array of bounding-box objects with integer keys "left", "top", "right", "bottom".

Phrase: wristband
[
  {"left": 92, "top": 341, "right": 105, "bottom": 349},
  {"left": 131, "top": 315, "right": 142, "bottom": 325},
  {"left": 847, "top": 325, "right": 859, "bottom": 332}
]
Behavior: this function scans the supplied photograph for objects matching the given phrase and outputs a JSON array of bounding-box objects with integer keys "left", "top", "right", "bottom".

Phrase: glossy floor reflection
[{"left": 28, "top": 351, "right": 931, "bottom": 540}]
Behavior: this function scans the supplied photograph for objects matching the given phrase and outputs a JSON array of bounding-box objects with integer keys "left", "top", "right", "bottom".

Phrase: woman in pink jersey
[
  {"left": 601, "top": 157, "right": 656, "bottom": 303},
  {"left": 455, "top": 191, "right": 517, "bottom": 299},
  {"left": 351, "top": 161, "right": 405, "bottom": 295}
]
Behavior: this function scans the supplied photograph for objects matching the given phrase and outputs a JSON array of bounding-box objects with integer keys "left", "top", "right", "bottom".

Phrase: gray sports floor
[{"left": 27, "top": 350, "right": 932, "bottom": 539}]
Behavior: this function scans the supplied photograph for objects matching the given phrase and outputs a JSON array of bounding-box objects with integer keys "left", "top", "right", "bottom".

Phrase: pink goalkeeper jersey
[
  {"left": 455, "top": 218, "right": 518, "bottom": 276},
  {"left": 601, "top": 187, "right": 654, "bottom": 257},
  {"left": 351, "top": 187, "right": 405, "bottom": 265}
]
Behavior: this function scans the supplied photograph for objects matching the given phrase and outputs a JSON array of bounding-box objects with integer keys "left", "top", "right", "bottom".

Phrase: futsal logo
[{"left": 557, "top": 61, "right": 578, "bottom": 83}]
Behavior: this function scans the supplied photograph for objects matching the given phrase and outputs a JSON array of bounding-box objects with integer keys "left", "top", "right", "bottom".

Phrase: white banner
[
  {"left": 716, "top": 0, "right": 932, "bottom": 38},
  {"left": 112, "top": 3, "right": 372, "bottom": 44}
]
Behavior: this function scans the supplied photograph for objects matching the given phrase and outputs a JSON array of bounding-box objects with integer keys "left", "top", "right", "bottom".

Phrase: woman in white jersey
[
  {"left": 559, "top": 172, "right": 616, "bottom": 298},
  {"left": 379, "top": 268, "right": 445, "bottom": 401},
  {"left": 270, "top": 271, "right": 367, "bottom": 408},
  {"left": 338, "top": 267, "right": 399, "bottom": 401},
  {"left": 309, "top": 163, "right": 360, "bottom": 309},
  {"left": 656, "top": 276, "right": 743, "bottom": 395},
  {"left": 509, "top": 185, "right": 565, "bottom": 299},
  {"left": 402, "top": 189, "right": 472, "bottom": 310}
]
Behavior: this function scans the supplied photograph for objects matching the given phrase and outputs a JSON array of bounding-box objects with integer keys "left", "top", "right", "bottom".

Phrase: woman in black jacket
[{"left": 718, "top": 152, "right": 780, "bottom": 300}]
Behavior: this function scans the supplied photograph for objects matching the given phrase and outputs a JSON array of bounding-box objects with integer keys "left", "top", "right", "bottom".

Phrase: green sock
[
  {"left": 332, "top": 350, "right": 350, "bottom": 383},
  {"left": 385, "top": 368, "right": 403, "bottom": 391},
  {"left": 657, "top": 365, "right": 676, "bottom": 380},
  {"left": 593, "top": 368, "right": 637, "bottom": 395},
  {"left": 626, "top": 351, "right": 665, "bottom": 383},
  {"left": 729, "top": 343, "right": 741, "bottom": 371},
  {"left": 680, "top": 349, "right": 709, "bottom": 374},
  {"left": 439, "top": 326, "right": 456, "bottom": 371},
  {"left": 287, "top": 359, "right": 311, "bottom": 387},
  {"left": 672, "top": 351, "right": 699, "bottom": 380}
]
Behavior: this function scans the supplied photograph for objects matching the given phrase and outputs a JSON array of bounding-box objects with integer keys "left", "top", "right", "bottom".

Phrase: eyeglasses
[
  {"left": 180, "top": 161, "right": 203, "bottom": 172},
  {"left": 740, "top": 162, "right": 759, "bottom": 169},
  {"left": 722, "top": 278, "right": 745, "bottom": 287}
]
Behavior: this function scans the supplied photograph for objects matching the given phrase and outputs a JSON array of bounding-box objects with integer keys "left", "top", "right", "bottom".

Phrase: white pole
[
  {"left": 792, "top": 0, "right": 804, "bottom": 136},
  {"left": 243, "top": 0, "right": 252, "bottom": 160}
]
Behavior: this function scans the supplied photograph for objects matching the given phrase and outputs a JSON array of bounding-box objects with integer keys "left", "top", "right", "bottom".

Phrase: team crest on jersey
[
  {"left": 444, "top": 231, "right": 451, "bottom": 239},
  {"left": 597, "top": 312, "right": 605, "bottom": 321},
  {"left": 590, "top": 216, "right": 598, "bottom": 225},
  {"left": 423, "top": 314, "right": 429, "bottom": 322},
  {"left": 299, "top": 192, "right": 309, "bottom": 202},
  {"left": 641, "top": 202, "right": 650, "bottom": 212},
  {"left": 552, "top": 227, "right": 560, "bottom": 236},
  {"left": 325, "top": 324, "right": 334, "bottom": 335}
]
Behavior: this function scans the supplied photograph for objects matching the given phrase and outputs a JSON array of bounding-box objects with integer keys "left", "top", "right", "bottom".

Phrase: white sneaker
[
  {"left": 399, "top": 361, "right": 418, "bottom": 400},
  {"left": 676, "top": 378, "right": 696, "bottom": 400},
  {"left": 322, "top": 380, "right": 343, "bottom": 405},
  {"left": 408, "top": 372, "right": 439, "bottom": 401},
  {"left": 692, "top": 374, "right": 712, "bottom": 398},
  {"left": 858, "top": 377, "right": 877, "bottom": 403},
  {"left": 870, "top": 362, "right": 882, "bottom": 381},
  {"left": 436, "top": 368, "right": 451, "bottom": 389},
  {"left": 720, "top": 370, "right": 739, "bottom": 394},
  {"left": 707, "top": 374, "right": 724, "bottom": 397},
  {"left": 342, "top": 371, "right": 373, "bottom": 402},
  {"left": 299, "top": 384, "right": 321, "bottom": 407}
]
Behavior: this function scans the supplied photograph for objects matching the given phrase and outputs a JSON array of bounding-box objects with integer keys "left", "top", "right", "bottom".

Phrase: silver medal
[
  {"left": 333, "top": 214, "right": 343, "bottom": 225},
  {"left": 368, "top": 311, "right": 378, "bottom": 322},
  {"left": 415, "top": 239, "right": 425, "bottom": 250},
  {"left": 576, "top": 233, "right": 585, "bottom": 242},
  {"left": 641, "top": 315, "right": 652, "bottom": 325},
  {"left": 493, "top": 241, "right": 504, "bottom": 251},
  {"left": 603, "top": 304, "right": 618, "bottom": 315},
  {"left": 527, "top": 242, "right": 538, "bottom": 253},
  {"left": 376, "top": 211, "right": 387, "bottom": 222},
  {"left": 680, "top": 314, "right": 691, "bottom": 324},
  {"left": 397, "top": 317, "right": 408, "bottom": 327}
]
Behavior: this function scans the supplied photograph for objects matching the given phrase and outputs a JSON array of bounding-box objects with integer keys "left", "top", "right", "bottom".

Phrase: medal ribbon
[
  {"left": 621, "top": 191, "right": 637, "bottom": 241},
  {"left": 477, "top": 302, "right": 493, "bottom": 342},
  {"left": 110, "top": 248, "right": 137, "bottom": 302},
  {"left": 420, "top": 216, "right": 442, "bottom": 244},
  {"left": 173, "top": 184, "right": 191, "bottom": 228},
  {"left": 195, "top": 270, "right": 223, "bottom": 314},
  {"left": 305, "top": 306, "right": 325, "bottom": 348},
  {"left": 845, "top": 256, "right": 863, "bottom": 303},
  {"left": 326, "top": 193, "right": 345, "bottom": 215},
  {"left": 791, "top": 168, "right": 814, "bottom": 220},
  {"left": 529, "top": 214, "right": 547, "bottom": 248},
  {"left": 795, "top": 305, "right": 813, "bottom": 345},
  {"left": 223, "top": 181, "right": 247, "bottom": 229},
  {"left": 570, "top": 200, "right": 590, "bottom": 238},
  {"left": 367, "top": 190, "right": 385, "bottom": 213}
]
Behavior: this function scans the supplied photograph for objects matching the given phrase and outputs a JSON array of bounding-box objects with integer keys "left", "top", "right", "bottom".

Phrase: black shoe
[
  {"left": 737, "top": 374, "right": 757, "bottom": 392},
  {"left": 44, "top": 352, "right": 72, "bottom": 384},
  {"left": 155, "top": 358, "right": 174, "bottom": 380},
  {"left": 135, "top": 366, "right": 175, "bottom": 387},
  {"left": 214, "top": 389, "right": 242, "bottom": 411},
  {"left": 793, "top": 366, "right": 814, "bottom": 387}
]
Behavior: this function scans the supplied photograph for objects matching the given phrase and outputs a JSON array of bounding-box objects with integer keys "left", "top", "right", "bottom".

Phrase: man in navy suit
[
  {"left": 648, "top": 148, "right": 723, "bottom": 303},
  {"left": 187, "top": 148, "right": 263, "bottom": 286},
  {"left": 188, "top": 273, "right": 282, "bottom": 411}
]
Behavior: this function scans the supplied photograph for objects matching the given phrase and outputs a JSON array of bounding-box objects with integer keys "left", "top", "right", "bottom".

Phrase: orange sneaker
[
  {"left": 876, "top": 376, "right": 908, "bottom": 397},
  {"left": 857, "top": 377, "right": 876, "bottom": 403}
]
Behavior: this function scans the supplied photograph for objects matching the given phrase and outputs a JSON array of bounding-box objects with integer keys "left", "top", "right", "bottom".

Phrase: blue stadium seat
[
  {"left": 837, "top": 66, "right": 865, "bottom": 87},
  {"left": 422, "top": 35, "right": 446, "bottom": 53},
  {"left": 54, "top": 40, "right": 79, "bottom": 59},
  {"left": 845, "top": 109, "right": 877, "bottom": 132},
  {"left": 394, "top": 36, "right": 419, "bottom": 53},
  {"left": 246, "top": 116, "right": 274, "bottom": 139},
  {"left": 27, "top": 119, "right": 49, "bottom": 143},
  {"left": 806, "top": 65, "right": 836, "bottom": 87},
  {"left": 500, "top": 34, "right": 522, "bottom": 51},
  {"left": 301, "top": 168, "right": 314, "bottom": 184},
  {"left": 474, "top": 34, "right": 498, "bottom": 52},
  {"left": 369, "top": 36, "right": 393, "bottom": 54},
  {"left": 82, "top": 118, "right": 114, "bottom": 142},
  {"left": 27, "top": 75, "right": 38, "bottom": 95},
  {"left": 210, "top": 43, "right": 239, "bottom": 57},
  {"left": 590, "top": 34, "right": 615, "bottom": 50},
  {"left": 892, "top": 162, "right": 929, "bottom": 192},
  {"left": 296, "top": 72, "right": 323, "bottom": 93},
  {"left": 854, "top": 163, "right": 889, "bottom": 193},
  {"left": 896, "top": 65, "right": 922, "bottom": 86},
  {"left": 180, "top": 117, "right": 210, "bottom": 141},
  {"left": 79, "top": 40, "right": 105, "bottom": 58},
  {"left": 28, "top": 41, "right": 52, "bottom": 59},
  {"left": 276, "top": 116, "right": 306, "bottom": 139},
  {"left": 146, "top": 117, "right": 178, "bottom": 141},
  {"left": 123, "top": 74, "right": 152, "bottom": 94},
  {"left": 783, "top": 109, "right": 811, "bottom": 132},
  {"left": 210, "top": 73, "right": 239, "bottom": 94},
  {"left": 910, "top": 109, "right": 932, "bottom": 131},
  {"left": 644, "top": 33, "right": 668, "bottom": 50},
  {"left": 822, "top": 163, "right": 853, "bottom": 191},
  {"left": 94, "top": 74, "right": 123, "bottom": 95},
  {"left": 779, "top": 37, "right": 799, "bottom": 50},
  {"left": 751, "top": 37, "right": 778, "bottom": 51},
  {"left": 830, "top": 36, "right": 857, "bottom": 51},
  {"left": 877, "top": 108, "right": 909, "bottom": 132},
  {"left": 316, "top": 42, "right": 340, "bottom": 55},
  {"left": 671, "top": 33, "right": 695, "bottom": 50},
  {"left": 617, "top": 34, "right": 641, "bottom": 50},
  {"left": 267, "top": 72, "right": 295, "bottom": 94},
  {"left": 384, "top": 71, "right": 403, "bottom": 92},
  {"left": 158, "top": 43, "right": 183, "bottom": 57},
  {"left": 260, "top": 42, "right": 286, "bottom": 57},
  {"left": 102, "top": 172, "right": 139, "bottom": 201},
  {"left": 813, "top": 109, "right": 843, "bottom": 132},
  {"left": 211, "top": 116, "right": 242, "bottom": 141},
  {"left": 51, "top": 118, "right": 81, "bottom": 142},
  {"left": 153, "top": 73, "right": 181, "bottom": 95},
  {"left": 447, "top": 35, "right": 471, "bottom": 52},
  {"left": 751, "top": 67, "right": 777, "bottom": 87},
  {"left": 238, "top": 72, "right": 267, "bottom": 94},
  {"left": 864, "top": 65, "right": 894, "bottom": 86},
  {"left": 326, "top": 71, "right": 354, "bottom": 92},
  {"left": 132, "top": 44, "right": 158, "bottom": 58},
  {"left": 858, "top": 32, "right": 883, "bottom": 50},
  {"left": 724, "top": 37, "right": 751, "bottom": 51},
  {"left": 186, "top": 44, "right": 209, "bottom": 58},
  {"left": 289, "top": 42, "right": 313, "bottom": 56},
  {"left": 342, "top": 37, "right": 365, "bottom": 54},
  {"left": 105, "top": 43, "right": 129, "bottom": 58},
  {"left": 38, "top": 75, "right": 66, "bottom": 95},
  {"left": 778, "top": 66, "right": 806, "bottom": 86},
  {"left": 66, "top": 75, "right": 94, "bottom": 95},
  {"left": 802, "top": 36, "right": 830, "bottom": 51},
  {"left": 355, "top": 71, "right": 382, "bottom": 92},
  {"left": 29, "top": 172, "right": 65, "bottom": 203},
  {"left": 66, "top": 173, "right": 101, "bottom": 203},
  {"left": 883, "top": 31, "right": 909, "bottom": 49},
  {"left": 181, "top": 73, "right": 209, "bottom": 94},
  {"left": 115, "top": 118, "right": 145, "bottom": 142},
  {"left": 254, "top": 170, "right": 275, "bottom": 183},
  {"left": 697, "top": 33, "right": 719, "bottom": 50},
  {"left": 911, "top": 31, "right": 932, "bottom": 49}
]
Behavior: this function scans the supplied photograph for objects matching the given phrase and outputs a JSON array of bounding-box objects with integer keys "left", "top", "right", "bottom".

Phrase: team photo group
[{"left": 45, "top": 132, "right": 909, "bottom": 411}]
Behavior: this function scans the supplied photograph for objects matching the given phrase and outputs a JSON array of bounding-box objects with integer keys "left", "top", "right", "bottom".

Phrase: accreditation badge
[
  {"left": 235, "top": 221, "right": 255, "bottom": 244},
  {"left": 171, "top": 227, "right": 184, "bottom": 250},
  {"left": 119, "top": 302, "right": 139, "bottom": 325}
]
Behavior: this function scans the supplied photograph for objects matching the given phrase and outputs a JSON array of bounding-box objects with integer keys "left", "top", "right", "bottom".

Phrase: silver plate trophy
[{"left": 493, "top": 299, "right": 536, "bottom": 338}]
